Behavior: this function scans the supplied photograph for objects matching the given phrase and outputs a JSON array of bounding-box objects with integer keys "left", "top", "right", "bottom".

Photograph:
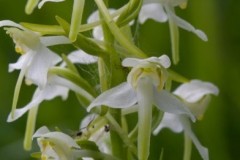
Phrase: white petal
[
  {"left": 38, "top": 0, "right": 65, "bottom": 9},
  {"left": 139, "top": 3, "right": 168, "bottom": 24},
  {"left": 173, "top": 80, "right": 219, "bottom": 103},
  {"left": 79, "top": 114, "right": 96, "bottom": 129},
  {"left": 67, "top": 50, "right": 98, "bottom": 64},
  {"left": 87, "top": 82, "right": 137, "bottom": 112},
  {"left": 40, "top": 36, "right": 70, "bottom": 46},
  {"left": 147, "top": 55, "right": 171, "bottom": 68},
  {"left": 180, "top": 117, "right": 209, "bottom": 160},
  {"left": 153, "top": 113, "right": 183, "bottom": 135},
  {"left": 122, "top": 57, "right": 143, "bottom": 67},
  {"left": 153, "top": 89, "right": 195, "bottom": 121},
  {"left": 33, "top": 126, "right": 50, "bottom": 138},
  {"left": 122, "top": 55, "right": 171, "bottom": 68},
  {"left": 40, "top": 131, "right": 80, "bottom": 148},
  {"left": 7, "top": 76, "right": 69, "bottom": 122},
  {"left": 166, "top": 7, "right": 208, "bottom": 41},
  {"left": 0, "top": 20, "right": 25, "bottom": 30},
  {"left": 26, "top": 45, "right": 61, "bottom": 88},
  {"left": 8, "top": 52, "right": 33, "bottom": 72}
]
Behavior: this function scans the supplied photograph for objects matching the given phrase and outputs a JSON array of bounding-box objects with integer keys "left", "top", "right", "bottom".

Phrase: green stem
[
  {"left": 166, "top": 5, "right": 179, "bottom": 65},
  {"left": 69, "top": 0, "right": 85, "bottom": 41},
  {"left": 183, "top": 132, "right": 192, "bottom": 160},
  {"left": 94, "top": 0, "right": 146, "bottom": 58},
  {"left": 24, "top": 106, "right": 38, "bottom": 150},
  {"left": 25, "top": 0, "right": 39, "bottom": 14}
]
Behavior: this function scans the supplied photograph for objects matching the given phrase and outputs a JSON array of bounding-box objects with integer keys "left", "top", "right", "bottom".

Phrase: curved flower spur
[{"left": 87, "top": 55, "right": 195, "bottom": 160}]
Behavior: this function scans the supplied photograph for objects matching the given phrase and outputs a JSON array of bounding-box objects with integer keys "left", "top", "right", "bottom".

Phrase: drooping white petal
[
  {"left": 166, "top": 7, "right": 208, "bottom": 41},
  {"left": 153, "top": 113, "right": 183, "bottom": 135},
  {"left": 139, "top": 3, "right": 168, "bottom": 24},
  {"left": 7, "top": 76, "right": 69, "bottom": 122},
  {"left": 25, "top": 45, "right": 61, "bottom": 88},
  {"left": 153, "top": 89, "right": 195, "bottom": 121},
  {"left": 173, "top": 80, "right": 219, "bottom": 103},
  {"left": 67, "top": 50, "right": 98, "bottom": 64},
  {"left": 180, "top": 116, "right": 209, "bottom": 160},
  {"left": 87, "top": 82, "right": 137, "bottom": 112},
  {"left": 0, "top": 20, "right": 25, "bottom": 30},
  {"left": 38, "top": 0, "right": 65, "bottom": 9},
  {"left": 40, "top": 36, "right": 70, "bottom": 46}
]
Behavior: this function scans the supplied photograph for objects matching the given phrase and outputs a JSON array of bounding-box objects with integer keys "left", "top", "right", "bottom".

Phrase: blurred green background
[{"left": 0, "top": 0, "right": 240, "bottom": 159}]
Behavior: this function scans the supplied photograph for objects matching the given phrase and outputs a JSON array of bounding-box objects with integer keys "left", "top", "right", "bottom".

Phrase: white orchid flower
[
  {"left": 87, "top": 55, "right": 195, "bottom": 160},
  {"left": 139, "top": 0, "right": 207, "bottom": 64},
  {"left": 87, "top": 55, "right": 194, "bottom": 118},
  {"left": 33, "top": 126, "right": 80, "bottom": 160},
  {"left": 139, "top": 0, "right": 207, "bottom": 41},
  {"left": 0, "top": 20, "right": 70, "bottom": 88},
  {"left": 153, "top": 80, "right": 219, "bottom": 160},
  {"left": 7, "top": 74, "right": 95, "bottom": 122}
]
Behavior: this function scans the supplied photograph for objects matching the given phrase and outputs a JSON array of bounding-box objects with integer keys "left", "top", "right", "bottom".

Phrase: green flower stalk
[{"left": 69, "top": 0, "right": 85, "bottom": 41}]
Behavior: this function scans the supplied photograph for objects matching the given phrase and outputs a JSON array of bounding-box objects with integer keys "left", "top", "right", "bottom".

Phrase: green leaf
[
  {"left": 55, "top": 16, "right": 107, "bottom": 56},
  {"left": 20, "top": 22, "right": 64, "bottom": 35},
  {"left": 76, "top": 140, "right": 100, "bottom": 152},
  {"left": 116, "top": 0, "right": 143, "bottom": 27},
  {"left": 30, "top": 152, "right": 41, "bottom": 159}
]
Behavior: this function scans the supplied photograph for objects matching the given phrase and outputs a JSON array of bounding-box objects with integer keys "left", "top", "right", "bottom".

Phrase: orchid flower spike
[
  {"left": 153, "top": 80, "right": 219, "bottom": 160},
  {"left": 33, "top": 126, "right": 80, "bottom": 160}
]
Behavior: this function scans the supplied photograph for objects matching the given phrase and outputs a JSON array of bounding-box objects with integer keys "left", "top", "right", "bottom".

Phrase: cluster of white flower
[{"left": 1, "top": 0, "right": 219, "bottom": 160}]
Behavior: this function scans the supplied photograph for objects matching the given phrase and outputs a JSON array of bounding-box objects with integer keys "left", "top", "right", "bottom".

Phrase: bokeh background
[{"left": 0, "top": 0, "right": 240, "bottom": 159}]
